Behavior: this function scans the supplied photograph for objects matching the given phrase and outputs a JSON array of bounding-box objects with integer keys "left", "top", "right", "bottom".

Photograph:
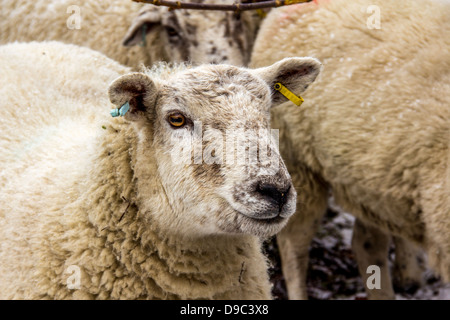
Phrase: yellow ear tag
[
  {"left": 274, "top": 82, "right": 304, "bottom": 106},
  {"left": 256, "top": 9, "right": 267, "bottom": 18}
]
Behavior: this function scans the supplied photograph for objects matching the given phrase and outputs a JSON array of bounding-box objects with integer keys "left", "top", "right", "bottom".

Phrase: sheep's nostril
[{"left": 256, "top": 183, "right": 290, "bottom": 210}]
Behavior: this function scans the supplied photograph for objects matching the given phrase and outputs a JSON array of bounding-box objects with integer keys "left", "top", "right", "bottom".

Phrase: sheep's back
[
  {"left": 0, "top": 0, "right": 147, "bottom": 68},
  {"left": 252, "top": 0, "right": 449, "bottom": 188}
]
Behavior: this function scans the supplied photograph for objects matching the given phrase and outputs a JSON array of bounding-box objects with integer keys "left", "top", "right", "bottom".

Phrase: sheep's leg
[
  {"left": 277, "top": 218, "right": 320, "bottom": 300},
  {"left": 277, "top": 173, "right": 328, "bottom": 300},
  {"left": 392, "top": 236, "right": 425, "bottom": 293},
  {"left": 351, "top": 219, "right": 395, "bottom": 300},
  {"left": 418, "top": 176, "right": 450, "bottom": 282}
]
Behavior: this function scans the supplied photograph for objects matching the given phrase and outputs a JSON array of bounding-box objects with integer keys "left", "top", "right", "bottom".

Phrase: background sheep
[
  {"left": 250, "top": 0, "right": 450, "bottom": 299},
  {"left": 0, "top": 41, "right": 321, "bottom": 299},
  {"left": 0, "top": 0, "right": 262, "bottom": 68}
]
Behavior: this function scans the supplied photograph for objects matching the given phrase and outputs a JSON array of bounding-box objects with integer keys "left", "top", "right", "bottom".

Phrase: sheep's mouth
[
  {"left": 249, "top": 215, "right": 286, "bottom": 225},
  {"left": 216, "top": 208, "right": 289, "bottom": 237},
  {"left": 239, "top": 211, "right": 287, "bottom": 225},
  {"left": 233, "top": 211, "right": 289, "bottom": 238}
]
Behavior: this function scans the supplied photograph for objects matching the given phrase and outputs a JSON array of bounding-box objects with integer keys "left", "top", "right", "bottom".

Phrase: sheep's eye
[
  {"left": 167, "top": 113, "right": 186, "bottom": 128},
  {"left": 165, "top": 26, "right": 179, "bottom": 38}
]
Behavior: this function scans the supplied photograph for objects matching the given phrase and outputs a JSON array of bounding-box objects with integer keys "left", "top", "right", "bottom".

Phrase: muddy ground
[{"left": 264, "top": 200, "right": 450, "bottom": 300}]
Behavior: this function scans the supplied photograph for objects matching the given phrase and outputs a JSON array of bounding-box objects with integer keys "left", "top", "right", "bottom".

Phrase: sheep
[
  {"left": 0, "top": 0, "right": 262, "bottom": 68},
  {"left": 121, "top": 0, "right": 263, "bottom": 66},
  {"left": 250, "top": 0, "right": 450, "bottom": 299},
  {"left": 0, "top": 41, "right": 322, "bottom": 299}
]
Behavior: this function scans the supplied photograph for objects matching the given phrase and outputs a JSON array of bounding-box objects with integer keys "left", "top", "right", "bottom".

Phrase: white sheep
[
  {"left": 0, "top": 0, "right": 262, "bottom": 68},
  {"left": 250, "top": 0, "right": 450, "bottom": 299},
  {"left": 0, "top": 41, "right": 322, "bottom": 299}
]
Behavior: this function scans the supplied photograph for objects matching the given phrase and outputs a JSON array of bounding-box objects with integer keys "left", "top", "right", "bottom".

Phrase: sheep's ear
[
  {"left": 108, "top": 73, "right": 157, "bottom": 121},
  {"left": 252, "top": 57, "right": 322, "bottom": 107},
  {"left": 123, "top": 7, "right": 160, "bottom": 46}
]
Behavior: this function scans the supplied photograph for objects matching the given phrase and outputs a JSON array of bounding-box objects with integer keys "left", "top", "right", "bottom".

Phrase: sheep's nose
[{"left": 256, "top": 183, "right": 290, "bottom": 211}]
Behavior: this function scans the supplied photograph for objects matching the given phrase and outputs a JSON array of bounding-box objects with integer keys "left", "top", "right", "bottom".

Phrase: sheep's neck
[{"left": 86, "top": 120, "right": 270, "bottom": 299}]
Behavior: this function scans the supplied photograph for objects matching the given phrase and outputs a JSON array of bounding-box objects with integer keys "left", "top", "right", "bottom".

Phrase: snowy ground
[{"left": 264, "top": 199, "right": 450, "bottom": 300}]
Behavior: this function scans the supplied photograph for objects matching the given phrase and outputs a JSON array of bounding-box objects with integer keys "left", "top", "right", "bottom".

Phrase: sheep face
[
  {"left": 122, "top": 2, "right": 261, "bottom": 66},
  {"left": 109, "top": 58, "right": 321, "bottom": 238}
]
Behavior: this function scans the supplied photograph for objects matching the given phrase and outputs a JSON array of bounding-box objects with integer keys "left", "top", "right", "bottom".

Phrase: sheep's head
[
  {"left": 109, "top": 57, "right": 321, "bottom": 239},
  {"left": 122, "top": 1, "right": 262, "bottom": 66}
]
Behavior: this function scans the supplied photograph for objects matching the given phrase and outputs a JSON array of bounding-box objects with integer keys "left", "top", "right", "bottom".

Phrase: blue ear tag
[{"left": 110, "top": 101, "right": 130, "bottom": 117}]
